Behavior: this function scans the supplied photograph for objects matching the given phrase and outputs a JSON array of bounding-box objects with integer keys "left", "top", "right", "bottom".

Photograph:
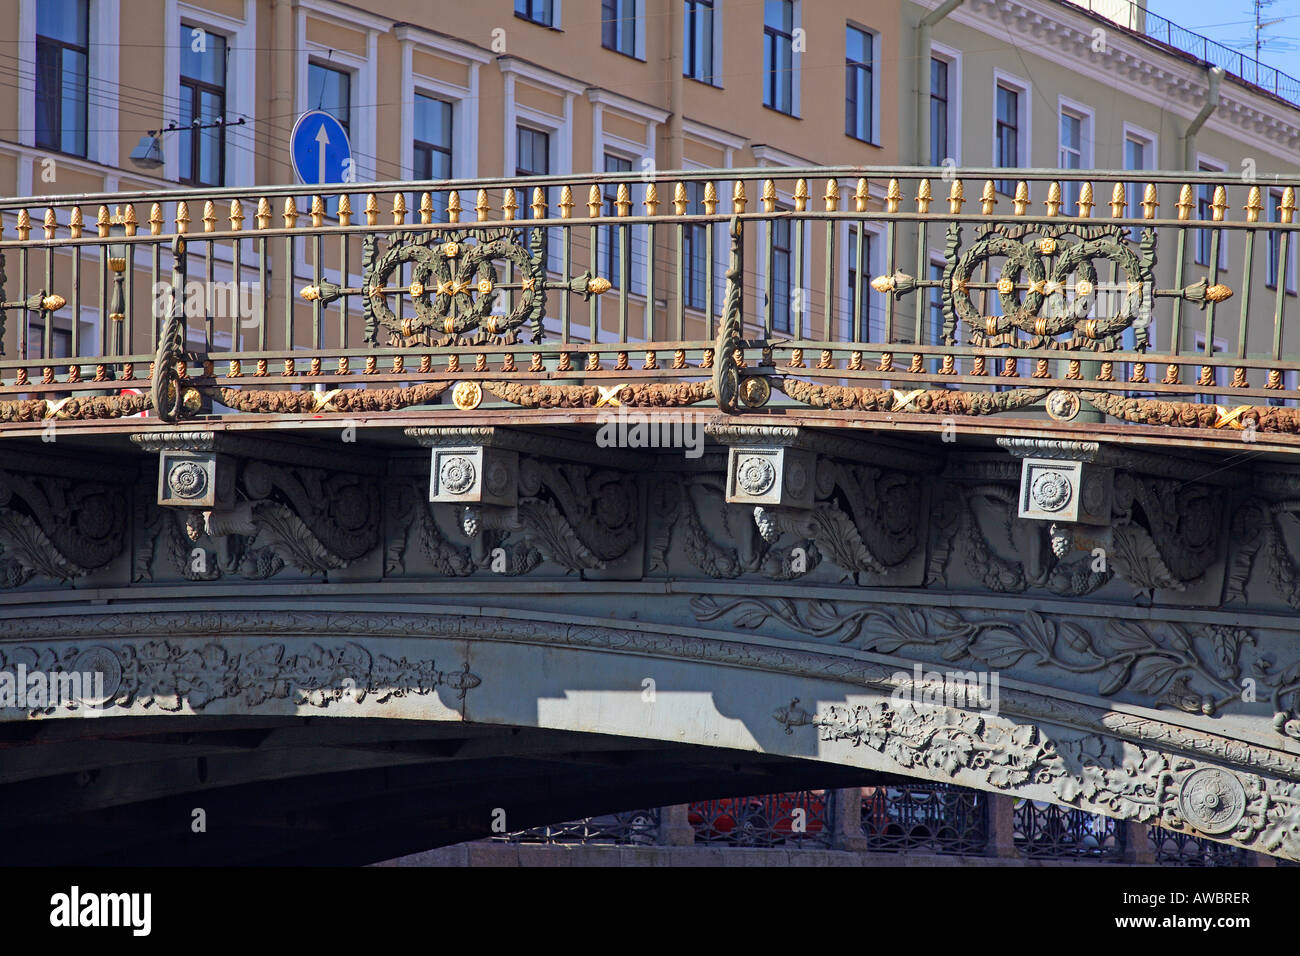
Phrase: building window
[
  {"left": 763, "top": 0, "right": 795, "bottom": 115},
  {"left": 601, "top": 153, "right": 633, "bottom": 288},
  {"left": 684, "top": 0, "right": 715, "bottom": 84},
  {"left": 928, "top": 260, "right": 946, "bottom": 349},
  {"left": 844, "top": 25, "right": 874, "bottom": 143},
  {"left": 771, "top": 216, "right": 792, "bottom": 332},
  {"left": 413, "top": 93, "right": 453, "bottom": 219},
  {"left": 684, "top": 182, "right": 708, "bottom": 311},
  {"left": 178, "top": 26, "right": 227, "bottom": 186},
  {"left": 1059, "top": 108, "right": 1086, "bottom": 215},
  {"left": 1195, "top": 163, "right": 1223, "bottom": 268},
  {"left": 1267, "top": 190, "right": 1297, "bottom": 294},
  {"left": 516, "top": 126, "right": 549, "bottom": 177},
  {"left": 847, "top": 229, "right": 876, "bottom": 341},
  {"left": 994, "top": 83, "right": 1020, "bottom": 195},
  {"left": 35, "top": 0, "right": 89, "bottom": 157},
  {"left": 515, "top": 0, "right": 555, "bottom": 27},
  {"left": 517, "top": 125, "right": 550, "bottom": 249},
  {"left": 309, "top": 62, "right": 351, "bottom": 136},
  {"left": 602, "top": 0, "right": 638, "bottom": 57},
  {"left": 1123, "top": 131, "right": 1152, "bottom": 238},
  {"left": 930, "top": 58, "right": 949, "bottom": 166}
]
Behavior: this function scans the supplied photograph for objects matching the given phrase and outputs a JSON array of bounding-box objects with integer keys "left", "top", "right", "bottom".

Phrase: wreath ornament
[{"left": 362, "top": 227, "right": 547, "bottom": 347}]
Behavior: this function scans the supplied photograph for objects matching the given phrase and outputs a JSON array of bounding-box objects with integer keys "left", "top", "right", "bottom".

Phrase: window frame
[
  {"left": 844, "top": 22, "right": 878, "bottom": 146},
  {"left": 763, "top": 0, "right": 799, "bottom": 116},
  {"left": 992, "top": 70, "right": 1030, "bottom": 196},
  {"left": 601, "top": 0, "right": 643, "bottom": 59},
  {"left": 1121, "top": 124, "right": 1156, "bottom": 217},
  {"left": 515, "top": 0, "right": 558, "bottom": 28},
  {"left": 1266, "top": 188, "right": 1299, "bottom": 295},
  {"left": 34, "top": 0, "right": 90, "bottom": 158},
  {"left": 929, "top": 42, "right": 961, "bottom": 167},
  {"left": 177, "top": 21, "right": 229, "bottom": 187},
  {"left": 683, "top": 0, "right": 719, "bottom": 86},
  {"left": 1194, "top": 155, "right": 1229, "bottom": 270},
  {"left": 1057, "top": 97, "right": 1094, "bottom": 217},
  {"left": 842, "top": 222, "right": 886, "bottom": 343}
]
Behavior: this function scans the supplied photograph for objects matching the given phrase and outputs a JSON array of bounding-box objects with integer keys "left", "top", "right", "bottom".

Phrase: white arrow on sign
[{"left": 315, "top": 123, "right": 330, "bottom": 183}]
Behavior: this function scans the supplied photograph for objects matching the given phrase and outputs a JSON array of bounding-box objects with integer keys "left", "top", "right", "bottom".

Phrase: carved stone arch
[{"left": 5, "top": 606, "right": 1298, "bottom": 862}]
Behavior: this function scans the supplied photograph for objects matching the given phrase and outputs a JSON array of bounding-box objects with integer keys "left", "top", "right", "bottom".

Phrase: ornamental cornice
[{"left": 929, "top": 0, "right": 1300, "bottom": 160}]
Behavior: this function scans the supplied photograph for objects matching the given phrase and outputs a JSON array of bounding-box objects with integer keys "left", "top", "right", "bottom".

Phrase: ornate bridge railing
[
  {"left": 689, "top": 791, "right": 832, "bottom": 848},
  {"left": 1014, "top": 798, "right": 1128, "bottom": 861},
  {"left": 860, "top": 783, "right": 990, "bottom": 855},
  {"left": 0, "top": 168, "right": 1296, "bottom": 445}
]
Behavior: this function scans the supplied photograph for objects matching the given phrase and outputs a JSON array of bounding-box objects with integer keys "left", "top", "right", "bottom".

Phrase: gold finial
[
  {"left": 68, "top": 206, "right": 82, "bottom": 238},
  {"left": 503, "top": 188, "right": 518, "bottom": 220},
  {"left": 643, "top": 182, "right": 659, "bottom": 215},
  {"left": 1110, "top": 182, "right": 1126, "bottom": 218},
  {"left": 1013, "top": 181, "right": 1030, "bottom": 216},
  {"left": 15, "top": 208, "right": 30, "bottom": 241},
  {"left": 309, "top": 196, "right": 324, "bottom": 228},
  {"left": 176, "top": 200, "right": 191, "bottom": 233},
  {"left": 420, "top": 192, "right": 434, "bottom": 224},
  {"left": 673, "top": 182, "right": 688, "bottom": 216},
  {"left": 280, "top": 197, "right": 296, "bottom": 229},
  {"left": 229, "top": 199, "right": 244, "bottom": 231},
  {"left": 392, "top": 192, "right": 407, "bottom": 225},
  {"left": 915, "top": 179, "right": 931, "bottom": 215},
  {"left": 42, "top": 207, "right": 57, "bottom": 239},
  {"left": 880, "top": 178, "right": 898, "bottom": 214},
  {"left": 703, "top": 181, "right": 718, "bottom": 215},
  {"left": 732, "top": 180, "right": 746, "bottom": 213},
  {"left": 948, "top": 179, "right": 964, "bottom": 215},
  {"left": 794, "top": 179, "right": 809, "bottom": 212},
  {"left": 980, "top": 180, "right": 997, "bottom": 215},
  {"left": 1077, "top": 181, "right": 1094, "bottom": 218},
  {"left": 559, "top": 185, "right": 575, "bottom": 219},
  {"left": 1211, "top": 184, "right": 1227, "bottom": 222},
  {"left": 1245, "top": 186, "right": 1263, "bottom": 223},
  {"left": 203, "top": 200, "right": 218, "bottom": 232},
  {"left": 824, "top": 179, "right": 840, "bottom": 212},
  {"left": 476, "top": 188, "right": 491, "bottom": 221},
  {"left": 254, "top": 198, "right": 270, "bottom": 230},
  {"left": 531, "top": 186, "right": 546, "bottom": 219},
  {"left": 123, "top": 204, "right": 137, "bottom": 236},
  {"left": 1045, "top": 182, "right": 1062, "bottom": 217},
  {"left": 365, "top": 193, "right": 380, "bottom": 226},
  {"left": 1141, "top": 183, "right": 1158, "bottom": 219},
  {"left": 587, "top": 184, "right": 602, "bottom": 218},
  {"left": 1281, "top": 186, "right": 1296, "bottom": 224},
  {"left": 762, "top": 179, "right": 777, "bottom": 213},
  {"left": 856, "top": 178, "right": 871, "bottom": 212},
  {"left": 616, "top": 182, "right": 631, "bottom": 216},
  {"left": 1176, "top": 184, "right": 1194, "bottom": 221},
  {"left": 337, "top": 193, "right": 351, "bottom": 226},
  {"left": 96, "top": 205, "right": 111, "bottom": 238}
]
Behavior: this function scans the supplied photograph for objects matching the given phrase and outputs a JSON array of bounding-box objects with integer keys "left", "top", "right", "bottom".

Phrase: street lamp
[{"left": 128, "top": 117, "right": 247, "bottom": 171}]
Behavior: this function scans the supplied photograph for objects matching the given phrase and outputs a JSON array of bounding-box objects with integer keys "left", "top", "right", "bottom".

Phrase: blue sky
[{"left": 1146, "top": 0, "right": 1300, "bottom": 73}]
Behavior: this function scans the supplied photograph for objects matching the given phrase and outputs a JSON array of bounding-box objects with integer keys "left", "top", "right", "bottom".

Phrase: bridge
[{"left": 1, "top": 167, "right": 1299, "bottom": 865}]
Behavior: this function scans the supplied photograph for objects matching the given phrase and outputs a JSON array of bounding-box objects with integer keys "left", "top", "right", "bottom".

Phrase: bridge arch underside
[{"left": 3, "top": 601, "right": 1299, "bottom": 865}]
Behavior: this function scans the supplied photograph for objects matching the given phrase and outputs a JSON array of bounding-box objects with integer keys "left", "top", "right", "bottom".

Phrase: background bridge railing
[{"left": 0, "top": 168, "right": 1296, "bottom": 437}]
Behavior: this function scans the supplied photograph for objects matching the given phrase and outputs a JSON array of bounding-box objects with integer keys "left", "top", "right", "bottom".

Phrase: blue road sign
[{"left": 290, "top": 110, "right": 352, "bottom": 185}]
